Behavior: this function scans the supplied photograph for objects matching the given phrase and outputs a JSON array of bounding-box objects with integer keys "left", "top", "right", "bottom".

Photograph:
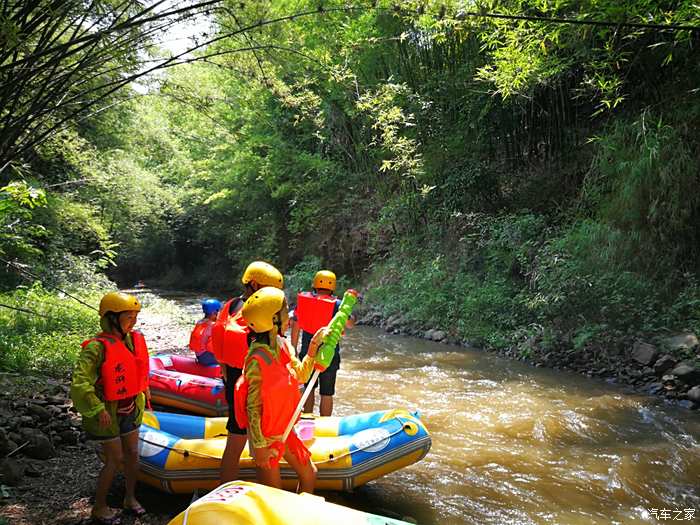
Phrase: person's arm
[
  {"left": 345, "top": 314, "right": 356, "bottom": 329},
  {"left": 290, "top": 316, "right": 300, "bottom": 350},
  {"left": 70, "top": 340, "right": 106, "bottom": 418},
  {"left": 286, "top": 329, "right": 326, "bottom": 384}
]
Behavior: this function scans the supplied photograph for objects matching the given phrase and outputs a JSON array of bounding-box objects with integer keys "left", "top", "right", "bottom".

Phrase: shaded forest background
[{"left": 2, "top": 0, "right": 700, "bottom": 371}]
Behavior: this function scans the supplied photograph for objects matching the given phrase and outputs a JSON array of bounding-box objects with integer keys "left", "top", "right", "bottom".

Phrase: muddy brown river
[{"left": 142, "top": 291, "right": 700, "bottom": 525}]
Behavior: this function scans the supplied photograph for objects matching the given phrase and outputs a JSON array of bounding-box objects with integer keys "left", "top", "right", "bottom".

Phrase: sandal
[{"left": 123, "top": 502, "right": 147, "bottom": 517}]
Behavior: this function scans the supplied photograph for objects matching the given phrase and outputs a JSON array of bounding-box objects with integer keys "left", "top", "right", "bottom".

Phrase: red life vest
[
  {"left": 189, "top": 319, "right": 213, "bottom": 355},
  {"left": 212, "top": 307, "right": 250, "bottom": 369},
  {"left": 234, "top": 338, "right": 300, "bottom": 435},
  {"left": 82, "top": 331, "right": 149, "bottom": 401},
  {"left": 295, "top": 292, "right": 336, "bottom": 335}
]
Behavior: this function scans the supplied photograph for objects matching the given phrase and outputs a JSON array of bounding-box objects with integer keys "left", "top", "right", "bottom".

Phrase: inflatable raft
[
  {"left": 148, "top": 354, "right": 226, "bottom": 416},
  {"left": 168, "top": 481, "right": 412, "bottom": 525},
  {"left": 138, "top": 408, "right": 431, "bottom": 493}
]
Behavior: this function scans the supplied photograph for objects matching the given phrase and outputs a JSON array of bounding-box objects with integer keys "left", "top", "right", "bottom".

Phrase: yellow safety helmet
[
  {"left": 241, "top": 287, "right": 288, "bottom": 333},
  {"left": 241, "top": 261, "right": 284, "bottom": 289},
  {"left": 99, "top": 291, "right": 141, "bottom": 317},
  {"left": 313, "top": 270, "right": 336, "bottom": 291}
]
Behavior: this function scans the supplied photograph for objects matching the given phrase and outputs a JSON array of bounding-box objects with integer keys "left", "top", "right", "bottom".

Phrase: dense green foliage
[{"left": 2, "top": 0, "right": 700, "bottom": 365}]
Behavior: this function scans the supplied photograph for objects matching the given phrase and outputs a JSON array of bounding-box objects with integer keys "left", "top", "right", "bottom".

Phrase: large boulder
[
  {"left": 663, "top": 333, "right": 699, "bottom": 353},
  {"left": 669, "top": 361, "right": 700, "bottom": 385},
  {"left": 687, "top": 386, "right": 700, "bottom": 404},
  {"left": 430, "top": 330, "right": 447, "bottom": 342},
  {"left": 21, "top": 430, "right": 55, "bottom": 460},
  {"left": 631, "top": 342, "right": 658, "bottom": 366},
  {"left": 0, "top": 458, "right": 23, "bottom": 486},
  {"left": 653, "top": 354, "right": 677, "bottom": 375}
]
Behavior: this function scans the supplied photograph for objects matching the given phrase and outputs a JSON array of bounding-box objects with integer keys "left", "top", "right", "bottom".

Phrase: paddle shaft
[
  {"left": 281, "top": 368, "right": 320, "bottom": 442},
  {"left": 280, "top": 289, "right": 359, "bottom": 443}
]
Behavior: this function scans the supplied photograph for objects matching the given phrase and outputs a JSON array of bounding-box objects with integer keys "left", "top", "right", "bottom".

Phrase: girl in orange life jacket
[
  {"left": 291, "top": 270, "right": 356, "bottom": 417},
  {"left": 70, "top": 292, "right": 151, "bottom": 525},
  {"left": 211, "top": 261, "right": 285, "bottom": 484},
  {"left": 238, "top": 286, "right": 329, "bottom": 493},
  {"left": 189, "top": 299, "right": 222, "bottom": 366}
]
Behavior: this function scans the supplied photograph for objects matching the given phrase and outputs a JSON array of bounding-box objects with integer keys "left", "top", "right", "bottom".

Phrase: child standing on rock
[{"left": 70, "top": 292, "right": 150, "bottom": 525}]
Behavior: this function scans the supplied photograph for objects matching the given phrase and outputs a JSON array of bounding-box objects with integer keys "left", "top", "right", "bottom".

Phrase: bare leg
[
  {"left": 93, "top": 438, "right": 122, "bottom": 519},
  {"left": 284, "top": 448, "right": 316, "bottom": 494},
  {"left": 121, "top": 430, "right": 142, "bottom": 509},
  {"left": 255, "top": 464, "right": 282, "bottom": 489},
  {"left": 220, "top": 433, "right": 248, "bottom": 483},
  {"left": 319, "top": 395, "right": 333, "bottom": 417},
  {"left": 303, "top": 390, "right": 315, "bottom": 414}
]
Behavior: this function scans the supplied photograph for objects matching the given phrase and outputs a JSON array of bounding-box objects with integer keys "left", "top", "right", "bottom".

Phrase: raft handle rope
[{"left": 137, "top": 415, "right": 416, "bottom": 463}]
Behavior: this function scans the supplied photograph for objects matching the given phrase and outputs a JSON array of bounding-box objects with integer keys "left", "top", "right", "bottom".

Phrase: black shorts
[
  {"left": 223, "top": 365, "right": 246, "bottom": 435},
  {"left": 87, "top": 409, "right": 140, "bottom": 441},
  {"left": 299, "top": 332, "right": 340, "bottom": 397}
]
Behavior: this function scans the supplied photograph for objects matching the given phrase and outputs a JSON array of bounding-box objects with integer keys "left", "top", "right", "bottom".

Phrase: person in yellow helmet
[
  {"left": 291, "top": 270, "right": 355, "bottom": 416},
  {"left": 70, "top": 291, "right": 150, "bottom": 524},
  {"left": 210, "top": 261, "right": 285, "bottom": 483},
  {"left": 236, "top": 286, "right": 328, "bottom": 493}
]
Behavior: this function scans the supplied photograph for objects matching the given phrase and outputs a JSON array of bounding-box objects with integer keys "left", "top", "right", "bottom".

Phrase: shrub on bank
[
  {"left": 366, "top": 213, "right": 700, "bottom": 354},
  {"left": 0, "top": 284, "right": 101, "bottom": 376}
]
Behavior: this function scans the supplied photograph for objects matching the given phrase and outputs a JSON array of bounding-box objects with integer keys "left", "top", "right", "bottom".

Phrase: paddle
[{"left": 279, "top": 289, "right": 360, "bottom": 445}]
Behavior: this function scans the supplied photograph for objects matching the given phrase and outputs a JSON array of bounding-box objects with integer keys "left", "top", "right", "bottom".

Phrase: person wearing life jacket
[
  {"left": 70, "top": 292, "right": 150, "bottom": 524},
  {"left": 237, "top": 286, "right": 329, "bottom": 493},
  {"left": 211, "top": 261, "right": 285, "bottom": 484},
  {"left": 291, "top": 270, "right": 356, "bottom": 417},
  {"left": 189, "top": 298, "right": 222, "bottom": 366}
]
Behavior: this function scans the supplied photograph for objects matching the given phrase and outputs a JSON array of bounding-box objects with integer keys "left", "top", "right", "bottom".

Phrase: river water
[{"left": 146, "top": 292, "right": 700, "bottom": 525}]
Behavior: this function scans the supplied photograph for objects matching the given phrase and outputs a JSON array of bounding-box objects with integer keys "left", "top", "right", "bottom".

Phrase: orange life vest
[
  {"left": 189, "top": 319, "right": 213, "bottom": 354},
  {"left": 295, "top": 292, "right": 336, "bottom": 335},
  {"left": 82, "top": 331, "right": 149, "bottom": 401},
  {"left": 234, "top": 338, "right": 299, "bottom": 435},
  {"left": 211, "top": 302, "right": 250, "bottom": 369}
]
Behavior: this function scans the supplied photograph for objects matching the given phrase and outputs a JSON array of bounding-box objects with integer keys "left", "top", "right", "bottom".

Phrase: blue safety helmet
[{"left": 201, "top": 299, "right": 222, "bottom": 316}]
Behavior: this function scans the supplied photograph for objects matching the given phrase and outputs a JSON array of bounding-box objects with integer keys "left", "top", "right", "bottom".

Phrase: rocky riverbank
[
  {"left": 0, "top": 306, "right": 192, "bottom": 525},
  {"left": 356, "top": 306, "right": 700, "bottom": 410}
]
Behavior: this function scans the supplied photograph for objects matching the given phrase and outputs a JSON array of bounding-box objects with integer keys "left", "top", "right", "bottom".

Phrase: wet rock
[
  {"left": 0, "top": 458, "right": 24, "bottom": 486},
  {"left": 431, "top": 330, "right": 446, "bottom": 342},
  {"left": 686, "top": 386, "right": 700, "bottom": 404},
  {"left": 653, "top": 354, "right": 676, "bottom": 375},
  {"left": 645, "top": 382, "right": 664, "bottom": 395},
  {"left": 669, "top": 361, "right": 700, "bottom": 384},
  {"left": 0, "top": 428, "right": 9, "bottom": 456},
  {"left": 45, "top": 395, "right": 66, "bottom": 405},
  {"left": 22, "top": 431, "right": 55, "bottom": 460},
  {"left": 678, "top": 400, "right": 695, "bottom": 410},
  {"left": 58, "top": 429, "right": 79, "bottom": 445},
  {"left": 46, "top": 405, "right": 63, "bottom": 418},
  {"left": 663, "top": 333, "right": 699, "bottom": 353},
  {"left": 631, "top": 342, "right": 658, "bottom": 366}
]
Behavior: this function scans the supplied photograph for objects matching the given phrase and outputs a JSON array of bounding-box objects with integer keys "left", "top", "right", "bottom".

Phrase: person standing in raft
[
  {"left": 235, "top": 286, "right": 329, "bottom": 493},
  {"left": 189, "top": 299, "right": 222, "bottom": 366},
  {"left": 70, "top": 292, "right": 150, "bottom": 525},
  {"left": 211, "top": 261, "right": 285, "bottom": 483},
  {"left": 291, "top": 270, "right": 355, "bottom": 416}
]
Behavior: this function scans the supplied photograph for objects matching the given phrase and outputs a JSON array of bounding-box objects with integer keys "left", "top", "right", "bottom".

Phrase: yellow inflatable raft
[
  {"left": 139, "top": 409, "right": 430, "bottom": 493},
  {"left": 168, "top": 481, "right": 412, "bottom": 525}
]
